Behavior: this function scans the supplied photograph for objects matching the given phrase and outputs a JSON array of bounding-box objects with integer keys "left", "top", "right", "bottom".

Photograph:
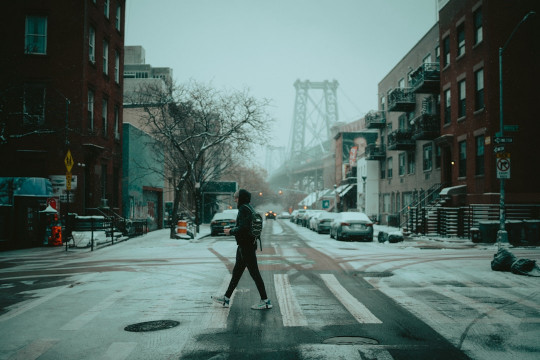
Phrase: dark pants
[{"left": 225, "top": 245, "right": 268, "bottom": 300}]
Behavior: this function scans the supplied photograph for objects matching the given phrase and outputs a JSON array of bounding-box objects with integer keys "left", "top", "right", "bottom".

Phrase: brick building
[
  {"left": 437, "top": 0, "right": 540, "bottom": 206},
  {"left": 0, "top": 0, "right": 126, "bottom": 242}
]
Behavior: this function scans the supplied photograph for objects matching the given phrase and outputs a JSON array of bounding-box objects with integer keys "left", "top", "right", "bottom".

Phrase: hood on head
[{"left": 237, "top": 189, "right": 251, "bottom": 207}]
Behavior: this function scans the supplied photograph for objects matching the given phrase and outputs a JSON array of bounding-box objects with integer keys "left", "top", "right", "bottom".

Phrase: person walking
[{"left": 212, "top": 189, "right": 272, "bottom": 310}]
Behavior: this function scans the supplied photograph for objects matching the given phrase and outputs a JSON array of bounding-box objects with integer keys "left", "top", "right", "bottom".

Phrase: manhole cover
[
  {"left": 124, "top": 320, "right": 180, "bottom": 332},
  {"left": 323, "top": 336, "right": 379, "bottom": 345}
]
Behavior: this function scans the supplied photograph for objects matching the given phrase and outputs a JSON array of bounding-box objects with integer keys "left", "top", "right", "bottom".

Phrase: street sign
[
  {"left": 494, "top": 136, "right": 513, "bottom": 144},
  {"left": 64, "top": 150, "right": 74, "bottom": 172},
  {"left": 66, "top": 172, "right": 72, "bottom": 191},
  {"left": 503, "top": 125, "right": 519, "bottom": 132},
  {"left": 496, "top": 157, "right": 511, "bottom": 179},
  {"left": 493, "top": 145, "right": 505, "bottom": 153}
]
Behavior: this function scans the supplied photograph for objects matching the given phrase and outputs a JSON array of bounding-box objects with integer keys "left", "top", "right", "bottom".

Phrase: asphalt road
[{"left": 0, "top": 220, "right": 537, "bottom": 359}]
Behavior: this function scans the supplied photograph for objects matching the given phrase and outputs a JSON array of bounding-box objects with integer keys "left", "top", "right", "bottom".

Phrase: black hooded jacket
[{"left": 230, "top": 189, "right": 256, "bottom": 248}]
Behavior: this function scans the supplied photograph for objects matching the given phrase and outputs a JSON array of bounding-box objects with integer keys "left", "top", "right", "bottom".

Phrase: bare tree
[{"left": 130, "top": 80, "right": 272, "bottom": 238}]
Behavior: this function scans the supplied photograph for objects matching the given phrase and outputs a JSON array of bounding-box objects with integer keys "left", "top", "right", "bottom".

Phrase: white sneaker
[
  {"left": 251, "top": 299, "right": 272, "bottom": 310},
  {"left": 212, "top": 295, "right": 230, "bottom": 307}
]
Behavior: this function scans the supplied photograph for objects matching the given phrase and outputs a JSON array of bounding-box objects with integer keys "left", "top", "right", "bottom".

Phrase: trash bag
[
  {"left": 511, "top": 259, "right": 540, "bottom": 276},
  {"left": 491, "top": 248, "right": 540, "bottom": 276},
  {"left": 491, "top": 248, "right": 517, "bottom": 272}
]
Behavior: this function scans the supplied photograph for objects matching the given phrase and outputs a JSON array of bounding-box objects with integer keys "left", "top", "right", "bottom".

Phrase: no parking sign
[{"left": 496, "top": 153, "right": 511, "bottom": 179}]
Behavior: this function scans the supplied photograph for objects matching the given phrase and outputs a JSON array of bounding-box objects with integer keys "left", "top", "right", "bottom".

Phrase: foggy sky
[{"left": 125, "top": 0, "right": 438, "bottom": 169}]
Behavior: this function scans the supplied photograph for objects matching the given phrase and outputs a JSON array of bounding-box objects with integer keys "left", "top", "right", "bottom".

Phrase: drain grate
[
  {"left": 124, "top": 320, "right": 180, "bottom": 332},
  {"left": 323, "top": 336, "right": 379, "bottom": 345}
]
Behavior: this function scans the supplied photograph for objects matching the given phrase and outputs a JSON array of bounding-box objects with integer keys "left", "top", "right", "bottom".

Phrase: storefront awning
[{"left": 339, "top": 184, "right": 355, "bottom": 197}]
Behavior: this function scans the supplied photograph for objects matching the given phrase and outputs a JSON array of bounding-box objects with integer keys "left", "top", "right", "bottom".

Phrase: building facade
[
  {"left": 437, "top": 0, "right": 540, "bottom": 207},
  {"left": 0, "top": 0, "right": 125, "bottom": 239}
]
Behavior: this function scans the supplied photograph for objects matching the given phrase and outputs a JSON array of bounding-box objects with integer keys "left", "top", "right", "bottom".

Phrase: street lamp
[
  {"left": 333, "top": 184, "right": 338, "bottom": 213},
  {"left": 497, "top": 10, "right": 536, "bottom": 248}
]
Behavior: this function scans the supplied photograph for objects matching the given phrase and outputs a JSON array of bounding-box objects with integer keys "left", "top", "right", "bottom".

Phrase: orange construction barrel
[
  {"left": 50, "top": 226, "right": 62, "bottom": 246},
  {"left": 177, "top": 220, "right": 187, "bottom": 234}
]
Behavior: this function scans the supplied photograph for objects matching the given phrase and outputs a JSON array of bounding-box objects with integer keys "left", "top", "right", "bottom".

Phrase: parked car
[
  {"left": 329, "top": 212, "right": 374, "bottom": 241},
  {"left": 293, "top": 209, "right": 306, "bottom": 224},
  {"left": 290, "top": 210, "right": 299, "bottom": 222},
  {"left": 313, "top": 212, "right": 338, "bottom": 234},
  {"left": 210, "top": 212, "right": 237, "bottom": 236},
  {"left": 265, "top": 210, "right": 277, "bottom": 219},
  {"left": 278, "top": 212, "right": 291, "bottom": 219}
]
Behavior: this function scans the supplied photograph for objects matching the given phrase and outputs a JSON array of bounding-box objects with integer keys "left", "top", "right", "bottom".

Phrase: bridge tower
[{"left": 288, "top": 79, "right": 339, "bottom": 158}]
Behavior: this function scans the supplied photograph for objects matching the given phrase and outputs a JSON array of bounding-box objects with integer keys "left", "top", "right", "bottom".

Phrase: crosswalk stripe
[
  {"left": 274, "top": 274, "right": 308, "bottom": 327},
  {"left": 100, "top": 342, "right": 137, "bottom": 360},
  {"left": 320, "top": 274, "right": 382, "bottom": 324},
  {"left": 60, "top": 285, "right": 136, "bottom": 331},
  {"left": 8, "top": 339, "right": 59, "bottom": 360}
]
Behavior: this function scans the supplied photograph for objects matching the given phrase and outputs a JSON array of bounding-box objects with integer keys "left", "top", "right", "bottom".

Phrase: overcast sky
[{"left": 125, "top": 0, "right": 438, "bottom": 169}]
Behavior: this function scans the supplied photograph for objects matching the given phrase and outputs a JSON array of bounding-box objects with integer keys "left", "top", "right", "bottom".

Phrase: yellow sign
[
  {"left": 66, "top": 172, "right": 72, "bottom": 191},
  {"left": 496, "top": 152, "right": 510, "bottom": 159},
  {"left": 64, "top": 150, "right": 74, "bottom": 172}
]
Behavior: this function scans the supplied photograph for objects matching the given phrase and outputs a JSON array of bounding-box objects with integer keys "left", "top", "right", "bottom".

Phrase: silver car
[{"left": 329, "top": 212, "right": 374, "bottom": 242}]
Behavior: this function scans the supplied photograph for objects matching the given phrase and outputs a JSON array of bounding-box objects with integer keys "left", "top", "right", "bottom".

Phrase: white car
[{"left": 329, "top": 212, "right": 374, "bottom": 242}]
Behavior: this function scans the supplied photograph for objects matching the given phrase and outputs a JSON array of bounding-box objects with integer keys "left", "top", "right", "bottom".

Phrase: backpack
[{"left": 244, "top": 204, "right": 263, "bottom": 250}]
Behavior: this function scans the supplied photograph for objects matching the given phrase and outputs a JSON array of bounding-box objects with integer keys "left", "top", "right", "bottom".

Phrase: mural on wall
[{"left": 342, "top": 132, "right": 378, "bottom": 166}]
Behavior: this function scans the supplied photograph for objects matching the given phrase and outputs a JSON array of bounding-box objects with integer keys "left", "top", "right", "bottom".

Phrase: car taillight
[
  {"left": 230, "top": 220, "right": 236, "bottom": 223},
  {"left": 341, "top": 222, "right": 350, "bottom": 226},
  {"left": 366, "top": 223, "right": 373, "bottom": 227},
  {"left": 211, "top": 221, "right": 217, "bottom": 225}
]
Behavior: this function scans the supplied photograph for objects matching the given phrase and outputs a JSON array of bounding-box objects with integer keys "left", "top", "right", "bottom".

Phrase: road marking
[
  {"left": 60, "top": 284, "right": 135, "bottom": 331},
  {"left": 8, "top": 338, "right": 59, "bottom": 360},
  {"left": 320, "top": 274, "right": 382, "bottom": 324},
  {"left": 0, "top": 273, "right": 98, "bottom": 323},
  {"left": 101, "top": 342, "right": 137, "bottom": 360},
  {"left": 274, "top": 274, "right": 308, "bottom": 326}
]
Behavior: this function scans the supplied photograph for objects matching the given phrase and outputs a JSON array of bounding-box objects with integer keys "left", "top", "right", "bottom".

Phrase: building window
[
  {"left": 398, "top": 78, "right": 405, "bottom": 89},
  {"left": 458, "top": 79, "right": 466, "bottom": 118},
  {"left": 104, "top": 0, "right": 110, "bottom": 18},
  {"left": 423, "top": 144, "right": 433, "bottom": 171},
  {"left": 115, "top": 51, "right": 120, "bottom": 83},
  {"left": 88, "top": 90, "right": 94, "bottom": 131},
  {"left": 23, "top": 84, "right": 46, "bottom": 125},
  {"left": 114, "top": 105, "right": 120, "bottom": 140},
  {"left": 459, "top": 140, "right": 467, "bottom": 177},
  {"left": 89, "top": 26, "right": 96, "bottom": 63},
  {"left": 102, "top": 98, "right": 108, "bottom": 137},
  {"left": 25, "top": 16, "right": 47, "bottom": 54},
  {"left": 115, "top": 4, "right": 121, "bottom": 30},
  {"left": 381, "top": 159, "right": 386, "bottom": 179},
  {"left": 381, "top": 95, "right": 385, "bottom": 112},
  {"left": 407, "top": 151, "right": 415, "bottom": 174},
  {"left": 457, "top": 23, "right": 465, "bottom": 57},
  {"left": 399, "top": 153, "right": 406, "bottom": 176},
  {"left": 474, "top": 8, "right": 483, "bottom": 45},
  {"left": 387, "top": 157, "right": 393, "bottom": 178},
  {"left": 435, "top": 145, "right": 441, "bottom": 169},
  {"left": 475, "top": 69, "right": 484, "bottom": 110},
  {"left": 476, "top": 135, "right": 485, "bottom": 175},
  {"left": 383, "top": 194, "right": 390, "bottom": 213},
  {"left": 443, "top": 36, "right": 450, "bottom": 67},
  {"left": 103, "top": 39, "right": 109, "bottom": 75},
  {"left": 435, "top": 45, "right": 440, "bottom": 63},
  {"left": 444, "top": 88, "right": 451, "bottom": 124}
]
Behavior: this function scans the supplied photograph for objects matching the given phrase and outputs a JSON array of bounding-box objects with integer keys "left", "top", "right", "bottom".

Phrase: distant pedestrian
[{"left": 212, "top": 189, "right": 272, "bottom": 310}]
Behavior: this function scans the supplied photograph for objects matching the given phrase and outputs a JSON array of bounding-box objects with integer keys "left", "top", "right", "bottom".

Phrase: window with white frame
[
  {"left": 115, "top": 51, "right": 120, "bottom": 83},
  {"left": 380, "top": 95, "right": 385, "bottom": 111},
  {"left": 475, "top": 69, "right": 484, "bottom": 110},
  {"left": 25, "top": 16, "right": 47, "bottom": 54},
  {"left": 387, "top": 157, "right": 393, "bottom": 178},
  {"left": 383, "top": 194, "right": 390, "bottom": 213},
  {"left": 474, "top": 8, "right": 483, "bottom": 45},
  {"left": 103, "top": 39, "right": 109, "bottom": 75},
  {"left": 407, "top": 151, "right": 415, "bottom": 174},
  {"left": 398, "top": 78, "right": 405, "bottom": 89},
  {"left": 457, "top": 23, "right": 465, "bottom": 57},
  {"left": 444, "top": 88, "right": 451, "bottom": 124},
  {"left": 475, "top": 135, "right": 485, "bottom": 175},
  {"left": 89, "top": 26, "right": 96, "bottom": 63},
  {"left": 104, "top": 0, "right": 110, "bottom": 18},
  {"left": 115, "top": 4, "right": 121, "bottom": 30},
  {"left": 114, "top": 105, "right": 120, "bottom": 140},
  {"left": 458, "top": 79, "right": 466, "bottom": 118},
  {"left": 443, "top": 36, "right": 450, "bottom": 67},
  {"left": 399, "top": 153, "right": 406, "bottom": 176},
  {"left": 23, "top": 84, "right": 46, "bottom": 125},
  {"left": 88, "top": 90, "right": 95, "bottom": 131},
  {"left": 102, "top": 98, "right": 108, "bottom": 137},
  {"left": 423, "top": 144, "right": 433, "bottom": 171},
  {"left": 459, "top": 140, "right": 467, "bottom": 177}
]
